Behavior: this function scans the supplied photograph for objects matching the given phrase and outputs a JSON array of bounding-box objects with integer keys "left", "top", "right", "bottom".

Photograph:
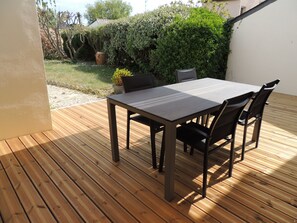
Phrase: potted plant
[{"left": 111, "top": 68, "right": 133, "bottom": 94}]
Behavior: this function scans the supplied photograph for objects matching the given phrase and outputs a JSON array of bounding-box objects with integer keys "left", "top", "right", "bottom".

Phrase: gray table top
[{"left": 108, "top": 78, "right": 260, "bottom": 122}]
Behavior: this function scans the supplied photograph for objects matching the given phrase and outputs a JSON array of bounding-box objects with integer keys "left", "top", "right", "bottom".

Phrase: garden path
[{"left": 47, "top": 85, "right": 102, "bottom": 109}]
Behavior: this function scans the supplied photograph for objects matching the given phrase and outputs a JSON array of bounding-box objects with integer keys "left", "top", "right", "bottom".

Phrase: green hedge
[
  {"left": 151, "top": 8, "right": 232, "bottom": 83},
  {"left": 102, "top": 4, "right": 191, "bottom": 71},
  {"left": 86, "top": 26, "right": 105, "bottom": 53},
  {"left": 63, "top": 5, "right": 232, "bottom": 83},
  {"left": 102, "top": 19, "right": 132, "bottom": 67}
]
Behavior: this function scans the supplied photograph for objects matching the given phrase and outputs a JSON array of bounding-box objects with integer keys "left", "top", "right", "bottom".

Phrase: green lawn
[{"left": 44, "top": 60, "right": 115, "bottom": 97}]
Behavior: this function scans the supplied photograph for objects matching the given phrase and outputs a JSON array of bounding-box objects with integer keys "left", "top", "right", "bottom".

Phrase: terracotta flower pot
[
  {"left": 95, "top": 52, "right": 106, "bottom": 65},
  {"left": 112, "top": 84, "right": 124, "bottom": 94}
]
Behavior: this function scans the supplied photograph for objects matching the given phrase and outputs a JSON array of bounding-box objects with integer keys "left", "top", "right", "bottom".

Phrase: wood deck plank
[
  {"left": 67, "top": 97, "right": 297, "bottom": 222},
  {"left": 33, "top": 132, "right": 139, "bottom": 223},
  {"left": 0, "top": 161, "right": 29, "bottom": 223},
  {"left": 0, "top": 141, "right": 56, "bottom": 223},
  {"left": 0, "top": 92, "right": 296, "bottom": 223},
  {"left": 54, "top": 106, "right": 223, "bottom": 223},
  {"left": 65, "top": 102, "right": 247, "bottom": 222},
  {"left": 53, "top": 108, "right": 213, "bottom": 222},
  {"left": 5, "top": 137, "right": 83, "bottom": 223},
  {"left": 48, "top": 120, "right": 167, "bottom": 223},
  {"left": 18, "top": 135, "right": 111, "bottom": 223},
  {"left": 60, "top": 102, "right": 271, "bottom": 223}
]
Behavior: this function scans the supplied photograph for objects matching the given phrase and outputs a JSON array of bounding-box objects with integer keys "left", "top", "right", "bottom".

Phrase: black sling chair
[
  {"left": 122, "top": 75, "right": 164, "bottom": 169},
  {"left": 238, "top": 79, "right": 280, "bottom": 160},
  {"left": 159, "top": 92, "right": 253, "bottom": 197}
]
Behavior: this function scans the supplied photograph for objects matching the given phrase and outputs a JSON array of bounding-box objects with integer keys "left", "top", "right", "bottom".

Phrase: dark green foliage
[
  {"left": 62, "top": 31, "right": 97, "bottom": 61},
  {"left": 70, "top": 5, "right": 232, "bottom": 83},
  {"left": 102, "top": 5, "right": 191, "bottom": 71},
  {"left": 151, "top": 8, "right": 232, "bottom": 83},
  {"left": 102, "top": 19, "right": 132, "bottom": 66},
  {"left": 86, "top": 27, "right": 105, "bottom": 52}
]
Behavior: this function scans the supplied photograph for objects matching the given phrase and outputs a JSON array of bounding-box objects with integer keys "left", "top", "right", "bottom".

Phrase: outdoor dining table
[{"left": 107, "top": 78, "right": 260, "bottom": 201}]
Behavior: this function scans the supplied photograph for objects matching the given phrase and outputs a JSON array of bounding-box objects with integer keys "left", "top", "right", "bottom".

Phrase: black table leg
[
  {"left": 107, "top": 99, "right": 119, "bottom": 162},
  {"left": 164, "top": 122, "right": 176, "bottom": 201}
]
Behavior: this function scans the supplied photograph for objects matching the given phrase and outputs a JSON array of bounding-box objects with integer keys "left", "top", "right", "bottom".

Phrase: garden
[{"left": 40, "top": 1, "right": 232, "bottom": 97}]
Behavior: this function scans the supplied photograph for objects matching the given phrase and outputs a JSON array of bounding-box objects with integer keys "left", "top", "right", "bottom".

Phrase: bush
[
  {"left": 151, "top": 8, "right": 232, "bottom": 83},
  {"left": 62, "top": 31, "right": 96, "bottom": 62},
  {"left": 102, "top": 19, "right": 132, "bottom": 66},
  {"left": 86, "top": 26, "right": 105, "bottom": 53},
  {"left": 102, "top": 4, "right": 191, "bottom": 71},
  {"left": 111, "top": 68, "right": 133, "bottom": 86},
  {"left": 125, "top": 5, "right": 191, "bottom": 72}
]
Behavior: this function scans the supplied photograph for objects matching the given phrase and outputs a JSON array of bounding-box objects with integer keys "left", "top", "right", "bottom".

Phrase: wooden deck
[{"left": 0, "top": 92, "right": 296, "bottom": 223}]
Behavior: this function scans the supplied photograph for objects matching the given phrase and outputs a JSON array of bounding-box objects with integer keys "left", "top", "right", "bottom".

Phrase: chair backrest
[
  {"left": 122, "top": 75, "right": 155, "bottom": 93},
  {"left": 176, "top": 68, "right": 197, "bottom": 83},
  {"left": 209, "top": 92, "right": 254, "bottom": 144},
  {"left": 247, "top": 79, "right": 280, "bottom": 119}
]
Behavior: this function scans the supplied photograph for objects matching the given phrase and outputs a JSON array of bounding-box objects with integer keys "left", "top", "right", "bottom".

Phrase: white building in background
[
  {"left": 88, "top": 19, "right": 113, "bottom": 28},
  {"left": 212, "top": 0, "right": 265, "bottom": 17}
]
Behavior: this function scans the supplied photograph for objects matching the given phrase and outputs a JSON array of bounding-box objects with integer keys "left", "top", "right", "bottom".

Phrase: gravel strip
[{"left": 47, "top": 85, "right": 103, "bottom": 109}]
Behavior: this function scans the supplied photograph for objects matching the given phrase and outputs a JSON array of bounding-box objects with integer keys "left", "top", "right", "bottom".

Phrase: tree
[
  {"left": 36, "top": 0, "right": 87, "bottom": 62},
  {"left": 85, "top": 0, "right": 132, "bottom": 24},
  {"left": 62, "top": 12, "right": 87, "bottom": 62},
  {"left": 36, "top": 0, "right": 67, "bottom": 59}
]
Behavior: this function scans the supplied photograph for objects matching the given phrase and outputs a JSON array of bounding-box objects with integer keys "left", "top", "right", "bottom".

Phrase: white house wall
[
  {"left": 0, "top": 0, "right": 52, "bottom": 140},
  {"left": 226, "top": 0, "right": 297, "bottom": 96}
]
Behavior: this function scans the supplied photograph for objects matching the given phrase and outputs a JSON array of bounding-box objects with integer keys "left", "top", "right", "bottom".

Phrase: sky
[{"left": 53, "top": 0, "right": 189, "bottom": 23}]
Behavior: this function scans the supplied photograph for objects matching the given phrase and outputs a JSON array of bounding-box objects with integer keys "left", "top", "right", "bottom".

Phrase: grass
[{"left": 44, "top": 60, "right": 116, "bottom": 97}]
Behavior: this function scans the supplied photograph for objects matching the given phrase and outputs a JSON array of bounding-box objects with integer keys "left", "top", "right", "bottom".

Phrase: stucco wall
[
  {"left": 0, "top": 0, "right": 52, "bottom": 140},
  {"left": 226, "top": 0, "right": 297, "bottom": 96}
]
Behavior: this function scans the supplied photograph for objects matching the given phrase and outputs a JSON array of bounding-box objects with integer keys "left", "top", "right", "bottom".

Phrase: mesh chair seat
[
  {"left": 130, "top": 114, "right": 163, "bottom": 130},
  {"left": 176, "top": 122, "right": 209, "bottom": 149}
]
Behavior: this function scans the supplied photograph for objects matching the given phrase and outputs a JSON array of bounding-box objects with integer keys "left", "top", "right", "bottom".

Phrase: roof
[{"left": 88, "top": 19, "right": 113, "bottom": 28}]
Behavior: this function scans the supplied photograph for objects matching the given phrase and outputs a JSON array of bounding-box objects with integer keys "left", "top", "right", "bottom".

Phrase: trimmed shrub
[
  {"left": 102, "top": 4, "right": 191, "bottom": 71},
  {"left": 86, "top": 26, "right": 105, "bottom": 53},
  {"left": 151, "top": 8, "right": 232, "bottom": 83},
  {"left": 125, "top": 5, "right": 191, "bottom": 72},
  {"left": 102, "top": 19, "right": 132, "bottom": 66}
]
